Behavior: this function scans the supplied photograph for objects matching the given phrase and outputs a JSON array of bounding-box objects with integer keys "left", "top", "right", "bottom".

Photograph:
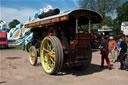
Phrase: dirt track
[{"left": 0, "top": 50, "right": 128, "bottom": 85}]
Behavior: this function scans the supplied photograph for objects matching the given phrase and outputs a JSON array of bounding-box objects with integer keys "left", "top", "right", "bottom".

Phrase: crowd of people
[{"left": 100, "top": 36, "right": 128, "bottom": 70}]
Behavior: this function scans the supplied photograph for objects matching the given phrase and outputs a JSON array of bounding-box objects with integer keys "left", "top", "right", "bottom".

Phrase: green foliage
[
  {"left": 79, "top": 0, "right": 97, "bottom": 10},
  {"left": 116, "top": 1, "right": 128, "bottom": 25},
  {"left": 104, "top": 16, "right": 113, "bottom": 27},
  {"left": 79, "top": 0, "right": 121, "bottom": 27},
  {"left": 8, "top": 19, "right": 20, "bottom": 29},
  {"left": 112, "top": 1, "right": 128, "bottom": 32}
]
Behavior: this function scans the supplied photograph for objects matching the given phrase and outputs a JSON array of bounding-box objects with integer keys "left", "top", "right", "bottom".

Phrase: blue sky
[
  {"left": 1, "top": 0, "right": 78, "bottom": 10},
  {"left": 0, "top": 0, "right": 128, "bottom": 24},
  {"left": 0, "top": 0, "right": 79, "bottom": 24}
]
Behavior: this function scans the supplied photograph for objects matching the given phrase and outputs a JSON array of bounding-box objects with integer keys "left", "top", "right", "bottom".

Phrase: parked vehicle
[
  {"left": 8, "top": 39, "right": 16, "bottom": 47},
  {"left": 121, "top": 21, "right": 128, "bottom": 36},
  {"left": 25, "top": 8, "right": 102, "bottom": 75},
  {"left": 0, "top": 32, "right": 8, "bottom": 48}
]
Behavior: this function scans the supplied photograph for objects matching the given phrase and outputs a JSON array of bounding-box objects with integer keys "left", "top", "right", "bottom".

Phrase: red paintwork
[
  {"left": 45, "top": 33, "right": 56, "bottom": 36},
  {"left": 70, "top": 40, "right": 78, "bottom": 49},
  {"left": 0, "top": 32, "right": 8, "bottom": 48},
  {"left": 38, "top": 48, "right": 40, "bottom": 56},
  {"left": 69, "top": 34, "right": 91, "bottom": 64},
  {"left": 60, "top": 40, "right": 65, "bottom": 49},
  {"left": 0, "top": 42, "right": 8, "bottom": 44},
  {"left": 25, "top": 16, "right": 69, "bottom": 28},
  {"left": 0, "top": 32, "right": 7, "bottom": 38}
]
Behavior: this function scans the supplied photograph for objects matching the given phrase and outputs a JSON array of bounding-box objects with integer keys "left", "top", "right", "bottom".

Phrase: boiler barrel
[{"left": 38, "top": 8, "right": 60, "bottom": 19}]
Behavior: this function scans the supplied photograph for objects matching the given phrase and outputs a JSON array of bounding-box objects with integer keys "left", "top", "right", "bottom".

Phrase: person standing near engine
[
  {"left": 115, "top": 38, "right": 122, "bottom": 62},
  {"left": 100, "top": 36, "right": 112, "bottom": 70},
  {"left": 119, "top": 37, "right": 128, "bottom": 70},
  {"left": 108, "top": 36, "right": 116, "bottom": 63}
]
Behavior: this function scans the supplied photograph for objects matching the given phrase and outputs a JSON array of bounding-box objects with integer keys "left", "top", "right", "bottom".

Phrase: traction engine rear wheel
[
  {"left": 29, "top": 46, "right": 38, "bottom": 66},
  {"left": 40, "top": 36, "right": 64, "bottom": 75}
]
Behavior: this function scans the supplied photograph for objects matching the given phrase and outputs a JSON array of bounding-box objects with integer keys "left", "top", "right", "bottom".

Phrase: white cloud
[{"left": 0, "top": 7, "right": 38, "bottom": 24}]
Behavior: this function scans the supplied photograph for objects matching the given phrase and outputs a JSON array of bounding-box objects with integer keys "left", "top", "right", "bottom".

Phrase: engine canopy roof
[{"left": 25, "top": 9, "right": 103, "bottom": 28}]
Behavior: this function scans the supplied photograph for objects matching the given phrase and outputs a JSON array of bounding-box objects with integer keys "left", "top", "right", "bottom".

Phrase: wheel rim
[
  {"left": 29, "top": 47, "right": 35, "bottom": 65},
  {"left": 40, "top": 38, "right": 56, "bottom": 73}
]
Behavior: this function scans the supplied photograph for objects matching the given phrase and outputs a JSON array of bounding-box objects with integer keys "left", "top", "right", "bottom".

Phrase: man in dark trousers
[
  {"left": 100, "top": 36, "right": 112, "bottom": 70},
  {"left": 119, "top": 37, "right": 128, "bottom": 70}
]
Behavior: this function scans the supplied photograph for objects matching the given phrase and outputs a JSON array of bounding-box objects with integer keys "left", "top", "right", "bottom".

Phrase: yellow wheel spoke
[
  {"left": 51, "top": 48, "right": 55, "bottom": 53},
  {"left": 43, "top": 48, "right": 50, "bottom": 53},
  {"left": 50, "top": 60, "right": 55, "bottom": 68},
  {"left": 31, "top": 56, "right": 34, "bottom": 60},
  {"left": 49, "top": 57, "right": 54, "bottom": 63},
  {"left": 49, "top": 61, "right": 55, "bottom": 68},
  {"left": 47, "top": 42, "right": 51, "bottom": 50},
  {"left": 44, "top": 55, "right": 48, "bottom": 62},
  {"left": 49, "top": 54, "right": 55, "bottom": 58},
  {"left": 50, "top": 48, "right": 55, "bottom": 57},
  {"left": 32, "top": 52, "right": 35, "bottom": 56},
  {"left": 44, "top": 58, "right": 47, "bottom": 62},
  {"left": 51, "top": 48, "right": 54, "bottom": 51},
  {"left": 49, "top": 44, "right": 52, "bottom": 51},
  {"left": 45, "top": 56, "right": 55, "bottom": 68},
  {"left": 47, "top": 66, "right": 51, "bottom": 70},
  {"left": 47, "top": 61, "right": 51, "bottom": 70}
]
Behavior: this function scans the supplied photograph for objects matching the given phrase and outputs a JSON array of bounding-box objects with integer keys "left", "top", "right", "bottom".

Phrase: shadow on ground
[
  {"left": 59, "top": 63, "right": 108, "bottom": 76},
  {"left": 0, "top": 81, "right": 7, "bottom": 84}
]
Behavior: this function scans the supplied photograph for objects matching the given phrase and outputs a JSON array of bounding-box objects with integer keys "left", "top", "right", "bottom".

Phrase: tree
[
  {"left": 112, "top": 18, "right": 120, "bottom": 32},
  {"left": 112, "top": 1, "right": 128, "bottom": 32},
  {"left": 8, "top": 19, "right": 20, "bottom": 29},
  {"left": 104, "top": 16, "right": 113, "bottom": 27},
  {"left": 79, "top": 0, "right": 121, "bottom": 26},
  {"left": 116, "top": 1, "right": 128, "bottom": 25}
]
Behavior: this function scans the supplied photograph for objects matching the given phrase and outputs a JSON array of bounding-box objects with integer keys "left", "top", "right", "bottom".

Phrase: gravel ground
[{"left": 0, "top": 49, "right": 128, "bottom": 85}]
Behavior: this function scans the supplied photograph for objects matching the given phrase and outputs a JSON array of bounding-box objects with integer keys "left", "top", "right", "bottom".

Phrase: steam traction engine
[{"left": 25, "top": 9, "right": 102, "bottom": 75}]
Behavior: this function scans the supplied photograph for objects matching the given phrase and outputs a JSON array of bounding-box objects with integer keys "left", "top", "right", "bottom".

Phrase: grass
[{"left": 0, "top": 45, "right": 22, "bottom": 50}]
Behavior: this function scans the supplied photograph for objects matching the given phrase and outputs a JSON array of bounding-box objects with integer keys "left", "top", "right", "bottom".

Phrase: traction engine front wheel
[{"left": 29, "top": 46, "right": 38, "bottom": 66}]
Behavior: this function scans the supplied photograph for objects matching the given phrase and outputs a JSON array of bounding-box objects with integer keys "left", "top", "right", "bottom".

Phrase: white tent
[{"left": 121, "top": 21, "right": 128, "bottom": 36}]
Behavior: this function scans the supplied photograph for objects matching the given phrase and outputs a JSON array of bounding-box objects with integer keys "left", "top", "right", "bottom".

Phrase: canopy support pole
[
  {"left": 76, "top": 19, "right": 78, "bottom": 33},
  {"left": 89, "top": 20, "right": 91, "bottom": 33}
]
